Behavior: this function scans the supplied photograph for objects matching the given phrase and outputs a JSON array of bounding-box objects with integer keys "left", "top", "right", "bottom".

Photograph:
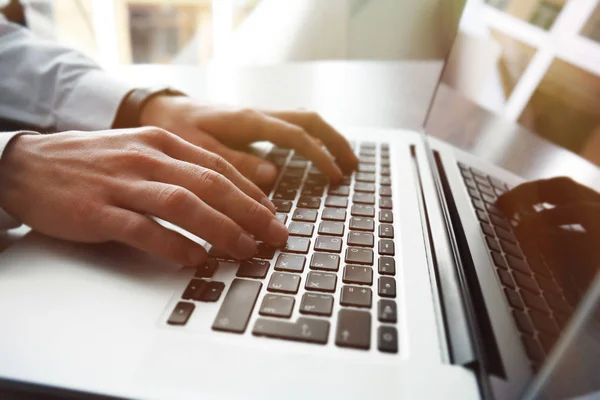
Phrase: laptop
[{"left": 0, "top": 1, "right": 599, "bottom": 399}]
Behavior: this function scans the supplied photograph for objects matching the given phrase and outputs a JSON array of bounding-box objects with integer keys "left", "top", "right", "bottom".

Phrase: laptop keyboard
[
  {"left": 168, "top": 142, "right": 399, "bottom": 353},
  {"left": 457, "top": 162, "right": 584, "bottom": 371}
]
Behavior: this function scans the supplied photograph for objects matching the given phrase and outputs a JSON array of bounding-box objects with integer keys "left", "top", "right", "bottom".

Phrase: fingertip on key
[
  {"left": 267, "top": 218, "right": 289, "bottom": 247},
  {"left": 235, "top": 232, "right": 257, "bottom": 259},
  {"left": 261, "top": 197, "right": 277, "bottom": 214}
]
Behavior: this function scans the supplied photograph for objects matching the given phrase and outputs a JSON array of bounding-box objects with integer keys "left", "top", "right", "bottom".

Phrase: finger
[
  {"left": 497, "top": 177, "right": 599, "bottom": 216},
  {"left": 118, "top": 182, "right": 258, "bottom": 260},
  {"left": 101, "top": 207, "right": 208, "bottom": 266},
  {"left": 163, "top": 136, "right": 276, "bottom": 213},
  {"left": 264, "top": 110, "right": 359, "bottom": 172},
  {"left": 517, "top": 203, "right": 600, "bottom": 234},
  {"left": 153, "top": 160, "right": 288, "bottom": 246},
  {"left": 253, "top": 114, "right": 344, "bottom": 182},
  {"left": 212, "top": 143, "right": 279, "bottom": 188}
]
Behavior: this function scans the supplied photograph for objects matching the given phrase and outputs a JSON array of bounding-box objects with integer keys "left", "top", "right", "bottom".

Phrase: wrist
[{"left": 112, "top": 87, "right": 186, "bottom": 129}]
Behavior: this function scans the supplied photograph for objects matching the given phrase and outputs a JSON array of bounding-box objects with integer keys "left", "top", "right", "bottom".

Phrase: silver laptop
[{"left": 0, "top": 1, "right": 599, "bottom": 399}]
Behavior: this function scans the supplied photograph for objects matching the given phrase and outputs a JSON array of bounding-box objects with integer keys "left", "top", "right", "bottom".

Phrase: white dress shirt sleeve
[
  {"left": 0, "top": 14, "right": 136, "bottom": 131},
  {"left": 0, "top": 14, "right": 138, "bottom": 229}
]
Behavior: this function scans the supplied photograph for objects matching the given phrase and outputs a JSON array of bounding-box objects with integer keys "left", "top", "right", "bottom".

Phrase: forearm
[{"left": 0, "top": 15, "right": 136, "bottom": 132}]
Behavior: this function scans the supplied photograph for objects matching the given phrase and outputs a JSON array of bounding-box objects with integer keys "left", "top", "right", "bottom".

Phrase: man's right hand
[{"left": 0, "top": 128, "right": 289, "bottom": 266}]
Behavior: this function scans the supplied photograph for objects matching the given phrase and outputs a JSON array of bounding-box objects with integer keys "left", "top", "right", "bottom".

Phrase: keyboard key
[
  {"left": 497, "top": 269, "right": 516, "bottom": 289},
  {"left": 480, "top": 222, "right": 495, "bottom": 237},
  {"left": 378, "top": 299, "right": 397, "bottom": 323},
  {"left": 345, "top": 247, "right": 374, "bottom": 265},
  {"left": 378, "top": 257, "right": 396, "bottom": 275},
  {"left": 322, "top": 207, "right": 347, "bottom": 221},
  {"left": 379, "top": 198, "right": 393, "bottom": 209},
  {"left": 379, "top": 186, "right": 392, "bottom": 197},
  {"left": 380, "top": 167, "right": 391, "bottom": 176},
  {"left": 293, "top": 208, "right": 318, "bottom": 222},
  {"left": 335, "top": 309, "right": 371, "bottom": 349},
  {"left": 507, "top": 255, "right": 530, "bottom": 274},
  {"left": 491, "top": 251, "right": 508, "bottom": 269},
  {"left": 287, "top": 160, "right": 308, "bottom": 170},
  {"left": 268, "top": 272, "right": 301, "bottom": 294},
  {"left": 379, "top": 210, "right": 393, "bottom": 223},
  {"left": 200, "top": 281, "right": 225, "bottom": 302},
  {"left": 343, "top": 265, "right": 373, "bottom": 285},
  {"left": 340, "top": 285, "right": 372, "bottom": 308},
  {"left": 361, "top": 142, "right": 376, "bottom": 149},
  {"left": 329, "top": 185, "right": 350, "bottom": 196},
  {"left": 168, "top": 302, "right": 195, "bottom": 326},
  {"left": 259, "top": 294, "right": 295, "bottom": 318},
  {"left": 352, "top": 204, "right": 375, "bottom": 217},
  {"left": 283, "top": 237, "right": 311, "bottom": 254},
  {"left": 282, "top": 169, "right": 304, "bottom": 179},
  {"left": 288, "top": 221, "right": 315, "bottom": 237},
  {"left": 310, "top": 252, "right": 340, "bottom": 271},
  {"left": 318, "top": 221, "right": 345, "bottom": 237},
  {"left": 504, "top": 288, "right": 524, "bottom": 310},
  {"left": 195, "top": 257, "right": 218, "bottom": 278},
  {"left": 378, "top": 239, "right": 395, "bottom": 256},
  {"left": 353, "top": 193, "right": 375, "bottom": 205},
  {"left": 468, "top": 187, "right": 481, "bottom": 200},
  {"left": 489, "top": 175, "right": 507, "bottom": 190},
  {"left": 349, "top": 217, "right": 375, "bottom": 232},
  {"left": 255, "top": 243, "right": 276, "bottom": 259},
  {"left": 521, "top": 291, "right": 550, "bottom": 313},
  {"left": 478, "top": 184, "right": 496, "bottom": 198},
  {"left": 513, "top": 310, "right": 534, "bottom": 335},
  {"left": 272, "top": 199, "right": 293, "bottom": 213},
  {"left": 381, "top": 176, "right": 392, "bottom": 186},
  {"left": 513, "top": 271, "right": 540, "bottom": 294},
  {"left": 315, "top": 236, "right": 343, "bottom": 253},
  {"left": 212, "top": 279, "right": 262, "bottom": 333},
  {"left": 278, "top": 178, "right": 302, "bottom": 190},
  {"left": 356, "top": 173, "right": 376, "bottom": 183},
  {"left": 529, "top": 310, "right": 559, "bottom": 334},
  {"left": 379, "top": 224, "right": 394, "bottom": 238},
  {"left": 300, "top": 293, "right": 334, "bottom": 316},
  {"left": 378, "top": 326, "right": 398, "bottom": 353},
  {"left": 359, "top": 156, "right": 376, "bottom": 164},
  {"left": 302, "top": 185, "right": 325, "bottom": 196},
  {"left": 485, "top": 236, "right": 502, "bottom": 253},
  {"left": 297, "top": 196, "right": 321, "bottom": 209},
  {"left": 522, "top": 335, "right": 544, "bottom": 363},
  {"left": 536, "top": 275, "right": 561, "bottom": 295},
  {"left": 346, "top": 231, "right": 373, "bottom": 247},
  {"left": 305, "top": 271, "right": 337, "bottom": 293},
  {"left": 325, "top": 196, "right": 348, "bottom": 208},
  {"left": 182, "top": 279, "right": 206, "bottom": 300},
  {"left": 378, "top": 277, "right": 396, "bottom": 298},
  {"left": 275, "top": 253, "right": 306, "bottom": 273},
  {"left": 490, "top": 214, "right": 512, "bottom": 231},
  {"left": 472, "top": 198, "right": 485, "bottom": 211},
  {"left": 355, "top": 182, "right": 376, "bottom": 193},
  {"left": 208, "top": 247, "right": 235, "bottom": 261},
  {"left": 276, "top": 213, "right": 288, "bottom": 224},
  {"left": 273, "top": 189, "right": 297, "bottom": 200},
  {"left": 501, "top": 240, "right": 524, "bottom": 259},
  {"left": 476, "top": 210, "right": 489, "bottom": 224},
  {"left": 237, "top": 259, "right": 270, "bottom": 279},
  {"left": 358, "top": 164, "right": 376, "bottom": 173},
  {"left": 495, "top": 227, "right": 517, "bottom": 244},
  {"left": 253, "top": 317, "right": 330, "bottom": 345}
]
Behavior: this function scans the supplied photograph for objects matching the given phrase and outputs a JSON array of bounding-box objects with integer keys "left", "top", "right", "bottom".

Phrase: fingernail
[
  {"left": 256, "top": 163, "right": 278, "bottom": 185},
  {"left": 267, "top": 218, "right": 289, "bottom": 246},
  {"left": 235, "top": 232, "right": 257, "bottom": 259},
  {"left": 261, "top": 197, "right": 277, "bottom": 214},
  {"left": 187, "top": 247, "right": 206, "bottom": 265}
]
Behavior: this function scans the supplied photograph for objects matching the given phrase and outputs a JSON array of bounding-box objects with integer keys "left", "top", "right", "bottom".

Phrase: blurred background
[{"left": 3, "top": 0, "right": 600, "bottom": 166}]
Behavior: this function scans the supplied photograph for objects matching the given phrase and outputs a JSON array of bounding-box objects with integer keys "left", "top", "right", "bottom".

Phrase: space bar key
[
  {"left": 252, "top": 317, "right": 330, "bottom": 344},
  {"left": 212, "top": 279, "right": 262, "bottom": 333}
]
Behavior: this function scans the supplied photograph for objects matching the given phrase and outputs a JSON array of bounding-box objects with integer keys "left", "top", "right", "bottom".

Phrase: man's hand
[
  {"left": 139, "top": 96, "right": 359, "bottom": 187},
  {"left": 496, "top": 177, "right": 600, "bottom": 282},
  {"left": 0, "top": 128, "right": 289, "bottom": 265}
]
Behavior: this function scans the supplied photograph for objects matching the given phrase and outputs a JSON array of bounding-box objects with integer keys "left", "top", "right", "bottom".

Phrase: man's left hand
[{"left": 139, "top": 96, "right": 359, "bottom": 188}]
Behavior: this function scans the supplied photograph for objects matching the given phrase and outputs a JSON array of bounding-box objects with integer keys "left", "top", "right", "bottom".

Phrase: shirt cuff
[
  {"left": 0, "top": 130, "right": 39, "bottom": 230},
  {"left": 55, "top": 70, "right": 137, "bottom": 132}
]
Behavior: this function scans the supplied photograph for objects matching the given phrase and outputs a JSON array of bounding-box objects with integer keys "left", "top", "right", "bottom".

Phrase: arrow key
[
  {"left": 335, "top": 309, "right": 371, "bottom": 350},
  {"left": 253, "top": 317, "right": 330, "bottom": 344}
]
